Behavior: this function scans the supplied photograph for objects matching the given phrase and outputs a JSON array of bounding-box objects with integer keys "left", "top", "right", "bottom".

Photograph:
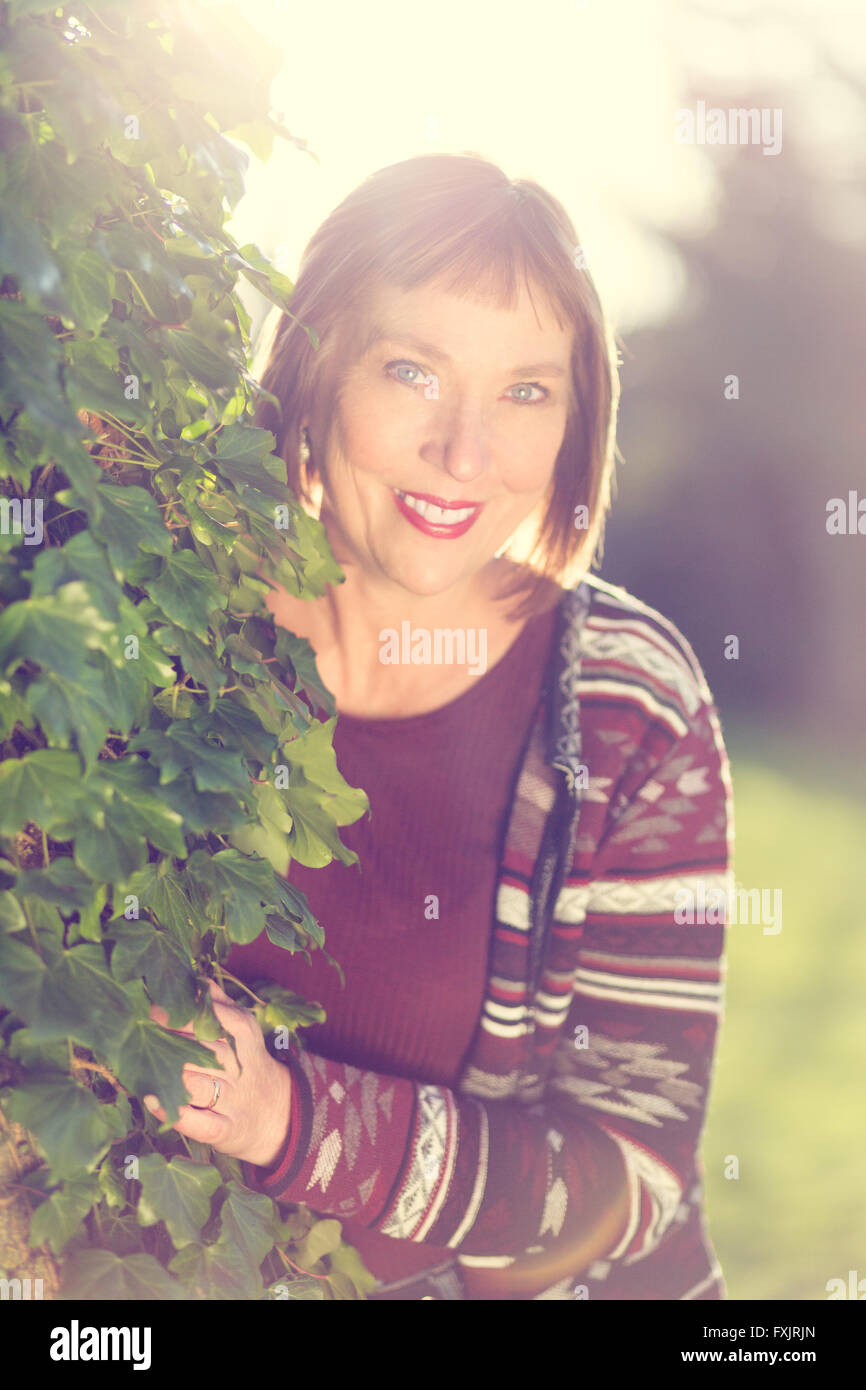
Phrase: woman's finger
[
  {"left": 143, "top": 1093, "right": 232, "bottom": 1147},
  {"left": 182, "top": 1067, "right": 232, "bottom": 1109}
]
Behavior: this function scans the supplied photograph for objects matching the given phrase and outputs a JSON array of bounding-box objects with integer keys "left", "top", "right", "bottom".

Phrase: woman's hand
[{"left": 143, "top": 978, "right": 292, "bottom": 1169}]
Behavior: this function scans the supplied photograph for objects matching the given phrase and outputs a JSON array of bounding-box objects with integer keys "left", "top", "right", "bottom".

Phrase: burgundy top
[{"left": 226, "top": 603, "right": 558, "bottom": 1284}]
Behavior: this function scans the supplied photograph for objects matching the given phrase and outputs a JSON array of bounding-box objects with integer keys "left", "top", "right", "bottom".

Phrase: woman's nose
[{"left": 426, "top": 408, "right": 492, "bottom": 486}]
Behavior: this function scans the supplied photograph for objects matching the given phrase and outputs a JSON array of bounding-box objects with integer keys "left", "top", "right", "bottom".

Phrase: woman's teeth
[{"left": 394, "top": 490, "right": 477, "bottom": 524}]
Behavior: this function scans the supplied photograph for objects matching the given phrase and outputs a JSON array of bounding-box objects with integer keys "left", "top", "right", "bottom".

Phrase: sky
[{"left": 216, "top": 0, "right": 865, "bottom": 339}]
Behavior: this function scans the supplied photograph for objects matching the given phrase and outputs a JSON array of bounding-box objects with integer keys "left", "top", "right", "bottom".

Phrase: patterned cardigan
[{"left": 240, "top": 574, "right": 734, "bottom": 1301}]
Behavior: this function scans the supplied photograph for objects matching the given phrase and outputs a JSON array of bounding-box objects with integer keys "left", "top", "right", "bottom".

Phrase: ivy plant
[{"left": 0, "top": 0, "right": 374, "bottom": 1300}]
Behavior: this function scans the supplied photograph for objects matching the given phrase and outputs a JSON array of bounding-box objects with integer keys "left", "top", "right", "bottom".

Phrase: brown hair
[{"left": 251, "top": 151, "right": 621, "bottom": 617}]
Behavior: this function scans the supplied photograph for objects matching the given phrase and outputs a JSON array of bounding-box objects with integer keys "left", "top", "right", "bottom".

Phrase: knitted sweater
[{"left": 240, "top": 575, "right": 734, "bottom": 1300}]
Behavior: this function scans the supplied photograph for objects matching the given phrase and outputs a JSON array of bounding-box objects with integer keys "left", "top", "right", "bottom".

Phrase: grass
[{"left": 700, "top": 721, "right": 866, "bottom": 1300}]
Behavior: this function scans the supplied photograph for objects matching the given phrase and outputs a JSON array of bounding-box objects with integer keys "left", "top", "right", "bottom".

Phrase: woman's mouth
[{"left": 392, "top": 488, "right": 483, "bottom": 538}]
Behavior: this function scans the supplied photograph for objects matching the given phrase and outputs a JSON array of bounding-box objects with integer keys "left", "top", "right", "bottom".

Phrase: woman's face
[{"left": 308, "top": 275, "right": 573, "bottom": 600}]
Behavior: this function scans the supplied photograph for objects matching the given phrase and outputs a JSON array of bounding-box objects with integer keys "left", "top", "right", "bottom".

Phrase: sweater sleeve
[{"left": 240, "top": 678, "right": 732, "bottom": 1269}]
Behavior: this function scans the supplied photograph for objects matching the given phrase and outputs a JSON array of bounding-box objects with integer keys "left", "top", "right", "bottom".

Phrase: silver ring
[{"left": 205, "top": 1077, "right": 221, "bottom": 1111}]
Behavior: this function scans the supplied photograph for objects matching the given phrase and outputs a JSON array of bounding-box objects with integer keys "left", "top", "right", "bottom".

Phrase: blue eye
[
  {"left": 384, "top": 361, "right": 549, "bottom": 404},
  {"left": 508, "top": 383, "right": 547, "bottom": 405},
  {"left": 386, "top": 361, "right": 426, "bottom": 386}
]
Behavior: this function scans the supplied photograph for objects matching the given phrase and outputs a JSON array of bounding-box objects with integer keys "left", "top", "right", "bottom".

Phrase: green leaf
[
  {"left": 294, "top": 1217, "right": 343, "bottom": 1267},
  {"left": 97, "top": 1158, "right": 127, "bottom": 1211},
  {"left": 274, "top": 630, "right": 336, "bottom": 716},
  {"left": 4, "top": 1079, "right": 130, "bottom": 1181},
  {"left": 168, "top": 1238, "right": 261, "bottom": 1299},
  {"left": 16, "top": 858, "right": 95, "bottom": 908},
  {"left": 147, "top": 549, "right": 227, "bottom": 640},
  {"left": 137, "top": 1153, "right": 222, "bottom": 1249},
  {"left": 0, "top": 585, "right": 114, "bottom": 683},
  {"left": 57, "top": 247, "right": 116, "bottom": 333},
  {"left": 0, "top": 935, "right": 142, "bottom": 1054},
  {"left": 0, "top": 751, "right": 89, "bottom": 836},
  {"left": 26, "top": 663, "right": 113, "bottom": 769},
  {"left": 73, "top": 813, "right": 148, "bottom": 883},
  {"left": 87, "top": 757, "right": 188, "bottom": 858},
  {"left": 0, "top": 890, "right": 26, "bottom": 932},
  {"left": 154, "top": 624, "right": 225, "bottom": 704},
  {"left": 59, "top": 1249, "right": 184, "bottom": 1301},
  {"left": 117, "top": 862, "right": 203, "bottom": 956},
  {"left": 29, "top": 1174, "right": 101, "bottom": 1256},
  {"left": 91, "top": 483, "right": 172, "bottom": 577},
  {"left": 159, "top": 329, "right": 239, "bottom": 392},
  {"left": 218, "top": 1181, "right": 276, "bottom": 1267},
  {"left": 65, "top": 363, "right": 151, "bottom": 427},
  {"left": 130, "top": 723, "right": 249, "bottom": 795},
  {"left": 113, "top": 1018, "right": 221, "bottom": 1124},
  {"left": 186, "top": 848, "right": 275, "bottom": 945},
  {"left": 106, "top": 918, "right": 197, "bottom": 1028},
  {"left": 30, "top": 531, "right": 122, "bottom": 623},
  {"left": 327, "top": 1240, "right": 379, "bottom": 1297},
  {"left": 210, "top": 423, "right": 286, "bottom": 497}
]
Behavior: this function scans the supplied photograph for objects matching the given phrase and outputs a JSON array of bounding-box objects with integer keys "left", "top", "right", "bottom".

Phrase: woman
[{"left": 145, "top": 153, "right": 733, "bottom": 1301}]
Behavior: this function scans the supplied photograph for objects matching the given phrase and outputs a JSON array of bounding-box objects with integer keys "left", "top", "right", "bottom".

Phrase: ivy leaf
[
  {"left": 29, "top": 1173, "right": 101, "bottom": 1256},
  {"left": 16, "top": 858, "right": 95, "bottom": 908},
  {"left": 73, "top": 810, "right": 148, "bottom": 883},
  {"left": 217, "top": 1180, "right": 276, "bottom": 1267},
  {"left": 130, "top": 724, "right": 250, "bottom": 795},
  {"left": 97, "top": 1158, "right": 127, "bottom": 1211},
  {"left": 6, "top": 1027, "right": 71, "bottom": 1072},
  {"left": 159, "top": 329, "right": 239, "bottom": 392},
  {"left": 153, "top": 623, "right": 225, "bottom": 705},
  {"left": 274, "top": 630, "right": 335, "bottom": 717},
  {"left": 118, "top": 862, "right": 204, "bottom": 956},
  {"left": 57, "top": 246, "right": 115, "bottom": 334},
  {"left": 270, "top": 877, "right": 324, "bottom": 950},
  {"left": 210, "top": 423, "right": 286, "bottom": 498},
  {"left": 186, "top": 848, "right": 274, "bottom": 945},
  {"left": 283, "top": 783, "right": 360, "bottom": 869},
  {"left": 0, "top": 935, "right": 142, "bottom": 1054},
  {"left": 4, "top": 1079, "right": 131, "bottom": 1181},
  {"left": 147, "top": 549, "right": 227, "bottom": 641},
  {"left": 327, "top": 1240, "right": 379, "bottom": 1297},
  {"left": 65, "top": 362, "right": 151, "bottom": 427},
  {"left": 136, "top": 1153, "right": 222, "bottom": 1249},
  {"left": 168, "top": 1239, "right": 261, "bottom": 1300},
  {"left": 294, "top": 1218, "right": 343, "bottom": 1268},
  {"left": 157, "top": 773, "right": 247, "bottom": 836},
  {"left": 26, "top": 664, "right": 113, "bottom": 769},
  {"left": 30, "top": 531, "right": 122, "bottom": 622},
  {"left": 59, "top": 1249, "right": 184, "bottom": 1300},
  {"left": 0, "top": 890, "right": 26, "bottom": 933},
  {"left": 281, "top": 717, "right": 368, "bottom": 814},
  {"left": 256, "top": 987, "right": 326, "bottom": 1035},
  {"left": 87, "top": 757, "right": 188, "bottom": 858},
  {"left": 106, "top": 919, "right": 198, "bottom": 1029},
  {"left": 113, "top": 1018, "right": 220, "bottom": 1124},
  {"left": 0, "top": 751, "right": 90, "bottom": 837},
  {"left": 91, "top": 483, "right": 172, "bottom": 577},
  {"left": 0, "top": 585, "right": 114, "bottom": 683},
  {"left": 207, "top": 695, "right": 278, "bottom": 763}
]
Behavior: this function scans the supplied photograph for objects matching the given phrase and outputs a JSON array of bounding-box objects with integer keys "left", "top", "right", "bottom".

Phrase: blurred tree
[{"left": 602, "top": 79, "right": 865, "bottom": 742}]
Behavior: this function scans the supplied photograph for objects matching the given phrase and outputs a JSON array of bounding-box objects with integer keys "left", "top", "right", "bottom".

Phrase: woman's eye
[
  {"left": 385, "top": 361, "right": 548, "bottom": 405},
  {"left": 508, "top": 383, "right": 548, "bottom": 405},
  {"left": 386, "top": 361, "right": 426, "bottom": 386}
]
